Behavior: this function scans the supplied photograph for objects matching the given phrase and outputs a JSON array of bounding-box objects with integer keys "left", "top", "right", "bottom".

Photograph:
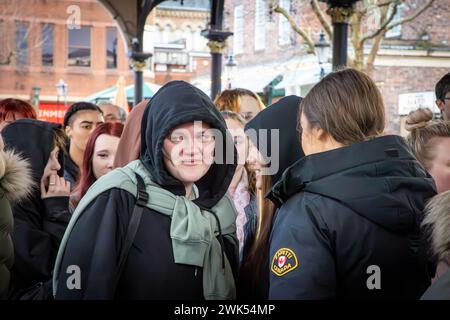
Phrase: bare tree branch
[
  {"left": 310, "top": 0, "right": 332, "bottom": 38},
  {"left": 361, "top": 1, "right": 399, "bottom": 43},
  {"left": 361, "top": 0, "right": 397, "bottom": 15},
  {"left": 273, "top": 4, "right": 316, "bottom": 53},
  {"left": 377, "top": 0, "right": 398, "bottom": 8},
  {"left": 365, "top": 31, "right": 385, "bottom": 74},
  {"left": 384, "top": 0, "right": 435, "bottom": 32}
]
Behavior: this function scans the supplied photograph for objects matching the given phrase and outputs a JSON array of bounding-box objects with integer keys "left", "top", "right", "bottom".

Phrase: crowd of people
[{"left": 0, "top": 69, "right": 449, "bottom": 300}]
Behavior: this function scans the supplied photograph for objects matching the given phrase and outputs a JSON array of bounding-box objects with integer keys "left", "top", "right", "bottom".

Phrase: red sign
[{"left": 37, "top": 103, "right": 69, "bottom": 124}]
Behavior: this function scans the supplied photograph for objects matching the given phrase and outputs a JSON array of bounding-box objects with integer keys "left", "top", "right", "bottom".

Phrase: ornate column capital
[
  {"left": 326, "top": 6, "right": 354, "bottom": 24},
  {"left": 130, "top": 59, "right": 147, "bottom": 72},
  {"left": 207, "top": 40, "right": 227, "bottom": 54}
]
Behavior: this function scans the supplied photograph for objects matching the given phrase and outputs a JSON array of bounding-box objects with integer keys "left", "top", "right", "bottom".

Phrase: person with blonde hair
[
  {"left": 0, "top": 136, "right": 33, "bottom": 299},
  {"left": 214, "top": 88, "right": 265, "bottom": 122},
  {"left": 221, "top": 111, "right": 255, "bottom": 258},
  {"left": 406, "top": 107, "right": 450, "bottom": 194},
  {"left": 268, "top": 68, "right": 435, "bottom": 299},
  {"left": 420, "top": 190, "right": 450, "bottom": 299}
]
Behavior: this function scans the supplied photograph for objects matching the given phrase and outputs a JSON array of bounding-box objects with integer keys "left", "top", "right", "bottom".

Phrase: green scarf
[{"left": 53, "top": 160, "right": 237, "bottom": 300}]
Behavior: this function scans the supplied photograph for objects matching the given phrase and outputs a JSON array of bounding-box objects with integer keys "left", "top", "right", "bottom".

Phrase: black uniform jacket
[{"left": 268, "top": 135, "right": 436, "bottom": 300}]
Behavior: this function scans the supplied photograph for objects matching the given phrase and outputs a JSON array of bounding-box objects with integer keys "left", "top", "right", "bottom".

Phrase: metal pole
[
  {"left": 134, "top": 33, "right": 144, "bottom": 107},
  {"left": 326, "top": 6, "right": 354, "bottom": 71},
  {"left": 332, "top": 22, "right": 348, "bottom": 70},
  {"left": 211, "top": 51, "right": 222, "bottom": 100},
  {"left": 134, "top": 69, "right": 143, "bottom": 106}
]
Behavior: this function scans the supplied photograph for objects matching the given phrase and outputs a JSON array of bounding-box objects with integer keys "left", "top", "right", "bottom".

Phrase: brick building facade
[
  {"left": 0, "top": 0, "right": 211, "bottom": 120},
  {"left": 222, "top": 0, "right": 450, "bottom": 133}
]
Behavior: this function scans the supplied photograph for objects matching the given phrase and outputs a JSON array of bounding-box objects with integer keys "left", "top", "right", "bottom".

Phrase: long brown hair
[
  {"left": 243, "top": 173, "right": 275, "bottom": 286},
  {"left": 300, "top": 68, "right": 385, "bottom": 145}
]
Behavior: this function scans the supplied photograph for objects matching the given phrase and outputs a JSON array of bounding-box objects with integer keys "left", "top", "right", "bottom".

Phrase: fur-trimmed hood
[
  {"left": 0, "top": 148, "right": 34, "bottom": 203},
  {"left": 422, "top": 190, "right": 450, "bottom": 262}
]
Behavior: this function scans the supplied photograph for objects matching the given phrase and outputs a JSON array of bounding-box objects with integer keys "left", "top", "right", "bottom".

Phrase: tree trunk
[{"left": 350, "top": 12, "right": 364, "bottom": 70}]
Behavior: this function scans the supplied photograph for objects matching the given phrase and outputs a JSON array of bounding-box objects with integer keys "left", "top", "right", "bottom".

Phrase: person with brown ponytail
[
  {"left": 406, "top": 107, "right": 450, "bottom": 194},
  {"left": 238, "top": 95, "right": 304, "bottom": 300},
  {"left": 268, "top": 68, "right": 436, "bottom": 300}
]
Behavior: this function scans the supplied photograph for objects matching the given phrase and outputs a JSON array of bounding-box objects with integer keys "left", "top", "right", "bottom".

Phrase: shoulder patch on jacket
[{"left": 271, "top": 248, "right": 299, "bottom": 276}]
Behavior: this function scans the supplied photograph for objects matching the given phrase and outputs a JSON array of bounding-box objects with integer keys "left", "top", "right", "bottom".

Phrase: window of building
[
  {"left": 16, "top": 21, "right": 29, "bottom": 65},
  {"left": 68, "top": 26, "right": 91, "bottom": 67},
  {"left": 385, "top": 5, "right": 403, "bottom": 38},
  {"left": 106, "top": 27, "right": 117, "bottom": 69},
  {"left": 162, "top": 24, "right": 173, "bottom": 44},
  {"left": 193, "top": 26, "right": 206, "bottom": 51},
  {"left": 183, "top": 25, "right": 194, "bottom": 51},
  {"left": 278, "top": 0, "right": 292, "bottom": 46},
  {"left": 254, "top": 0, "right": 266, "bottom": 51},
  {"left": 233, "top": 5, "right": 244, "bottom": 55},
  {"left": 42, "top": 23, "right": 54, "bottom": 66}
]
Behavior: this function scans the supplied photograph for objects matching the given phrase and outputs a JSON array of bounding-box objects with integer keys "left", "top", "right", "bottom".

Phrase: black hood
[
  {"left": 2, "top": 119, "right": 64, "bottom": 184},
  {"left": 140, "top": 80, "right": 237, "bottom": 209},
  {"left": 2, "top": 119, "right": 65, "bottom": 217},
  {"left": 269, "top": 135, "right": 437, "bottom": 233},
  {"left": 244, "top": 95, "right": 305, "bottom": 187}
]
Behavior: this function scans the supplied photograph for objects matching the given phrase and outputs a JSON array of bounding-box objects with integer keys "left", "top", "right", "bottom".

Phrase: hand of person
[{"left": 41, "top": 174, "right": 71, "bottom": 199}]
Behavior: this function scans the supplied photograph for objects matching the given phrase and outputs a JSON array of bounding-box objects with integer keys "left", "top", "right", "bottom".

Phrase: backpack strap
[{"left": 114, "top": 173, "right": 148, "bottom": 291}]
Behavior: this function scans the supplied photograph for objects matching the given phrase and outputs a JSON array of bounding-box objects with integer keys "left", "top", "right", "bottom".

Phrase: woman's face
[
  {"left": 428, "top": 137, "right": 450, "bottom": 193},
  {"left": 239, "top": 95, "right": 261, "bottom": 122},
  {"left": 246, "top": 140, "right": 265, "bottom": 190},
  {"left": 225, "top": 118, "right": 248, "bottom": 171},
  {"left": 162, "top": 122, "right": 215, "bottom": 185},
  {"left": 92, "top": 134, "right": 120, "bottom": 180},
  {"left": 42, "top": 146, "right": 61, "bottom": 187}
]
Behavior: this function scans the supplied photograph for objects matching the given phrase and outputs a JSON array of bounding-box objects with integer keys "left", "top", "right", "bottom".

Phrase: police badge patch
[{"left": 271, "top": 248, "right": 298, "bottom": 276}]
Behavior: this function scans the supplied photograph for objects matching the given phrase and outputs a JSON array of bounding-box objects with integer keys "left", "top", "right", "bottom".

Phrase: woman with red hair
[
  {"left": 0, "top": 98, "right": 37, "bottom": 131},
  {"left": 71, "top": 122, "right": 124, "bottom": 209}
]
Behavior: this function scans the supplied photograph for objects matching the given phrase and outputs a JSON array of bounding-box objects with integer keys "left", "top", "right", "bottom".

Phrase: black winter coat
[
  {"left": 55, "top": 81, "right": 238, "bottom": 300},
  {"left": 268, "top": 135, "right": 436, "bottom": 300},
  {"left": 2, "top": 120, "right": 71, "bottom": 299}
]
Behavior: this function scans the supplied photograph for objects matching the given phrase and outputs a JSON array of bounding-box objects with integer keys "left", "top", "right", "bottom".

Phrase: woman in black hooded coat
[
  {"left": 54, "top": 81, "right": 239, "bottom": 300},
  {"left": 2, "top": 119, "right": 71, "bottom": 299}
]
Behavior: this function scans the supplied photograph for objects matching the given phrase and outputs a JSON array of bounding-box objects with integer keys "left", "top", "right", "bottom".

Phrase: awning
[
  {"left": 275, "top": 63, "right": 332, "bottom": 90},
  {"left": 192, "top": 54, "right": 326, "bottom": 97},
  {"left": 230, "top": 72, "right": 282, "bottom": 93},
  {"left": 193, "top": 65, "right": 283, "bottom": 96},
  {"left": 85, "top": 81, "right": 161, "bottom": 103}
]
